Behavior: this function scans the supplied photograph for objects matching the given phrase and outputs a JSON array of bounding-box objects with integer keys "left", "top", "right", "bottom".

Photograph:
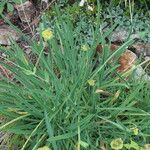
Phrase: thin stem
[
  {"left": 77, "top": 116, "right": 81, "bottom": 150},
  {"left": 21, "top": 119, "right": 44, "bottom": 150},
  {"left": 20, "top": 0, "right": 34, "bottom": 36}
]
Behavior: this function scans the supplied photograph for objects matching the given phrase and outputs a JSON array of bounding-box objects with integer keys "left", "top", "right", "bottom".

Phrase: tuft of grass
[{"left": 0, "top": 7, "right": 150, "bottom": 150}]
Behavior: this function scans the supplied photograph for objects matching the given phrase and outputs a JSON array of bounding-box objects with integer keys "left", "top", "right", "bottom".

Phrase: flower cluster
[
  {"left": 130, "top": 127, "right": 139, "bottom": 135},
  {"left": 87, "top": 79, "right": 96, "bottom": 86},
  {"left": 81, "top": 44, "right": 89, "bottom": 51},
  {"left": 38, "top": 146, "right": 51, "bottom": 150},
  {"left": 145, "top": 144, "right": 150, "bottom": 150},
  {"left": 110, "top": 138, "right": 123, "bottom": 150},
  {"left": 42, "top": 29, "right": 53, "bottom": 41}
]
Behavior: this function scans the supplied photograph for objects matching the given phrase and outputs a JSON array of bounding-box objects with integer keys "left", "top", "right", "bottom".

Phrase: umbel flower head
[
  {"left": 110, "top": 138, "right": 124, "bottom": 150},
  {"left": 38, "top": 146, "right": 51, "bottom": 150},
  {"left": 42, "top": 29, "right": 53, "bottom": 41},
  {"left": 130, "top": 127, "right": 139, "bottom": 135},
  {"left": 145, "top": 144, "right": 150, "bottom": 150},
  {"left": 81, "top": 44, "right": 89, "bottom": 51},
  {"left": 87, "top": 79, "right": 96, "bottom": 86}
]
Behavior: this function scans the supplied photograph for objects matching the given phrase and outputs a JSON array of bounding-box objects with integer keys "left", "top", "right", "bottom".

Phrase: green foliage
[
  {"left": 46, "top": 1, "right": 149, "bottom": 44},
  {"left": 0, "top": 0, "right": 27, "bottom": 15},
  {"left": 0, "top": 6, "right": 150, "bottom": 149},
  {"left": 104, "top": 5, "right": 150, "bottom": 43},
  {"left": 46, "top": 2, "right": 97, "bottom": 23}
]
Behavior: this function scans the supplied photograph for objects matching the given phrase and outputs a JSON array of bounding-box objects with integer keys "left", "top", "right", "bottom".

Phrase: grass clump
[{"left": 0, "top": 7, "right": 150, "bottom": 150}]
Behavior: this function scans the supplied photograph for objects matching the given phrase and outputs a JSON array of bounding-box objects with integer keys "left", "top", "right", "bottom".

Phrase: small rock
[
  {"left": 132, "top": 43, "right": 150, "bottom": 57},
  {"left": 111, "top": 29, "right": 140, "bottom": 42},
  {"left": 133, "top": 66, "right": 150, "bottom": 81},
  {"left": 15, "top": 1, "right": 35, "bottom": 23},
  {"left": 130, "top": 34, "right": 140, "bottom": 40},
  {"left": 145, "top": 56, "right": 150, "bottom": 61},
  {"left": 0, "top": 25, "right": 20, "bottom": 45},
  {"left": 132, "top": 42, "right": 146, "bottom": 56},
  {"left": 111, "top": 29, "right": 128, "bottom": 42},
  {"left": 118, "top": 50, "right": 137, "bottom": 72}
]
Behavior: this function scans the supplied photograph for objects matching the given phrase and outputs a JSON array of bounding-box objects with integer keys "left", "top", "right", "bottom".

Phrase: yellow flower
[
  {"left": 81, "top": 45, "right": 89, "bottom": 51},
  {"left": 42, "top": 29, "right": 53, "bottom": 41},
  {"left": 110, "top": 138, "right": 123, "bottom": 150},
  {"left": 87, "top": 79, "right": 96, "bottom": 86},
  {"left": 38, "top": 146, "right": 51, "bottom": 150},
  {"left": 145, "top": 144, "right": 150, "bottom": 150},
  {"left": 130, "top": 127, "right": 139, "bottom": 135}
]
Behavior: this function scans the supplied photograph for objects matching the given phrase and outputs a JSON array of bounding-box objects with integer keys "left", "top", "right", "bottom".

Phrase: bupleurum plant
[{"left": 0, "top": 6, "right": 150, "bottom": 150}]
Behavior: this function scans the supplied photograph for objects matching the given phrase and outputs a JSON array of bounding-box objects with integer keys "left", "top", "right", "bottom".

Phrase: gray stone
[{"left": 0, "top": 25, "right": 20, "bottom": 45}]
